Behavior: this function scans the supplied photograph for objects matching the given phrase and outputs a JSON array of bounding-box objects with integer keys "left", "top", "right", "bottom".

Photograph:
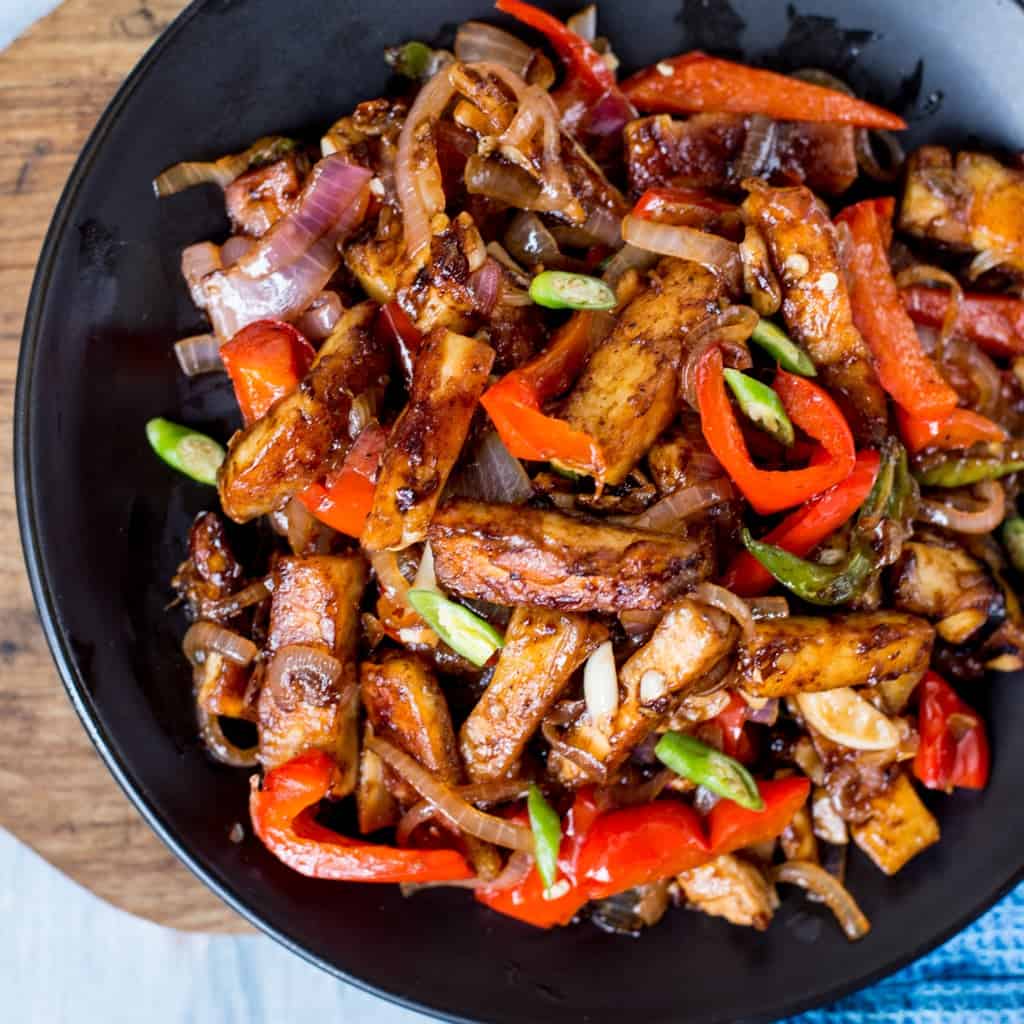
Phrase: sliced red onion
[
  {"left": 412, "top": 543, "right": 437, "bottom": 592},
  {"left": 622, "top": 214, "right": 741, "bottom": 286},
  {"left": 295, "top": 291, "right": 343, "bottom": 341},
  {"left": 452, "top": 430, "right": 533, "bottom": 505},
  {"left": 220, "top": 235, "right": 256, "bottom": 267},
  {"left": 505, "top": 211, "right": 562, "bottom": 266},
  {"left": 622, "top": 479, "right": 733, "bottom": 532},
  {"left": 174, "top": 333, "right": 222, "bottom": 377},
  {"left": 601, "top": 243, "right": 658, "bottom": 288},
  {"left": 691, "top": 582, "right": 754, "bottom": 642},
  {"left": 455, "top": 21, "right": 534, "bottom": 75},
  {"left": 746, "top": 698, "right": 780, "bottom": 726},
  {"left": 748, "top": 596, "right": 790, "bottom": 621},
  {"left": 196, "top": 704, "right": 258, "bottom": 768},
  {"left": 585, "top": 88, "right": 636, "bottom": 140},
  {"left": 678, "top": 306, "right": 758, "bottom": 410},
  {"left": 771, "top": 860, "right": 870, "bottom": 941},
  {"left": 183, "top": 621, "right": 258, "bottom": 667},
  {"left": 153, "top": 136, "right": 295, "bottom": 197},
  {"left": 918, "top": 480, "right": 1006, "bottom": 534},
  {"left": 265, "top": 644, "right": 343, "bottom": 709},
  {"left": 180, "top": 242, "right": 222, "bottom": 309},
  {"left": 469, "top": 259, "right": 503, "bottom": 315},
  {"left": 202, "top": 578, "right": 272, "bottom": 620},
  {"left": 583, "top": 640, "right": 618, "bottom": 724}
]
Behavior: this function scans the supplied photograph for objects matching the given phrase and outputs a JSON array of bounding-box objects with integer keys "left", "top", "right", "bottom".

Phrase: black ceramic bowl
[{"left": 15, "top": 1, "right": 1024, "bottom": 1021}]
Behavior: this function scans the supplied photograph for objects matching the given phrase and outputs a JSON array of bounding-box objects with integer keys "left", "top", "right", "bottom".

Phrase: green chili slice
[
  {"left": 655, "top": 732, "right": 764, "bottom": 811},
  {"left": 915, "top": 456, "right": 1024, "bottom": 488},
  {"left": 723, "top": 369, "right": 795, "bottom": 446},
  {"left": 528, "top": 271, "right": 617, "bottom": 311},
  {"left": 527, "top": 783, "right": 562, "bottom": 893},
  {"left": 750, "top": 319, "right": 817, "bottom": 376},
  {"left": 407, "top": 589, "right": 504, "bottom": 667},
  {"left": 384, "top": 41, "right": 435, "bottom": 79},
  {"left": 1003, "top": 518, "right": 1024, "bottom": 573},
  {"left": 146, "top": 417, "right": 225, "bottom": 485}
]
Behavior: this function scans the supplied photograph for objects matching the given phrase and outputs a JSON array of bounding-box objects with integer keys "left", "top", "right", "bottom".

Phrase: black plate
[{"left": 15, "top": 1, "right": 1024, "bottom": 1021}]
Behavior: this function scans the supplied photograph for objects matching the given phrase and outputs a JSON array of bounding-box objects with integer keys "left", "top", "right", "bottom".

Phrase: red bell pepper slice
[
  {"left": 913, "top": 672, "right": 990, "bottom": 792},
  {"left": 836, "top": 199, "right": 958, "bottom": 422},
  {"left": 722, "top": 449, "right": 881, "bottom": 596},
  {"left": 902, "top": 286, "right": 1024, "bottom": 359},
  {"left": 481, "top": 311, "right": 606, "bottom": 473},
  {"left": 621, "top": 52, "right": 906, "bottom": 130},
  {"left": 495, "top": 0, "right": 617, "bottom": 95},
  {"left": 896, "top": 404, "right": 1008, "bottom": 455},
  {"left": 632, "top": 186, "right": 736, "bottom": 227},
  {"left": 476, "top": 777, "right": 810, "bottom": 928},
  {"left": 697, "top": 346, "right": 856, "bottom": 515},
  {"left": 250, "top": 751, "right": 473, "bottom": 883},
  {"left": 705, "top": 690, "right": 757, "bottom": 764},
  {"left": 376, "top": 301, "right": 423, "bottom": 387},
  {"left": 220, "top": 319, "right": 316, "bottom": 425},
  {"left": 296, "top": 423, "right": 387, "bottom": 537}
]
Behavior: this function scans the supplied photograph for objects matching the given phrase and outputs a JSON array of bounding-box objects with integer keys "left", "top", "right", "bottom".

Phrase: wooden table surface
[{"left": 0, "top": 0, "right": 248, "bottom": 933}]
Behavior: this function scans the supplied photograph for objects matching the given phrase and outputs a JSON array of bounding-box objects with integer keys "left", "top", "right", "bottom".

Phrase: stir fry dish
[{"left": 151, "top": 2, "right": 1024, "bottom": 939}]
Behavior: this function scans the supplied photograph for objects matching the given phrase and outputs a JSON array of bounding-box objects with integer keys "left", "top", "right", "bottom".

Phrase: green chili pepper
[
  {"left": 723, "top": 369, "right": 795, "bottom": 446},
  {"left": 384, "top": 41, "right": 436, "bottom": 79},
  {"left": 528, "top": 271, "right": 617, "bottom": 311},
  {"left": 146, "top": 417, "right": 225, "bottom": 485},
  {"left": 655, "top": 732, "right": 764, "bottom": 811},
  {"left": 1003, "top": 518, "right": 1024, "bottom": 573},
  {"left": 750, "top": 319, "right": 816, "bottom": 376},
  {"left": 527, "top": 783, "right": 562, "bottom": 893},
  {"left": 742, "top": 439, "right": 914, "bottom": 606},
  {"left": 914, "top": 450, "right": 1024, "bottom": 488},
  {"left": 407, "top": 589, "right": 504, "bottom": 667}
]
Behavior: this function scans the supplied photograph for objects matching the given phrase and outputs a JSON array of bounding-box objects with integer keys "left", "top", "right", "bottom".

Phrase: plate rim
[{"left": 12, "top": 2, "right": 1024, "bottom": 1021}]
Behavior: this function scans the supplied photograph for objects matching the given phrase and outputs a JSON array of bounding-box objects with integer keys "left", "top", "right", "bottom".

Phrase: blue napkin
[{"left": 788, "top": 882, "right": 1024, "bottom": 1022}]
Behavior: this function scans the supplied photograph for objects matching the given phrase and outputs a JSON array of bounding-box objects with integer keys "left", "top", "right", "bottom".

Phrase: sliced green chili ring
[
  {"left": 528, "top": 270, "right": 617, "bottom": 311},
  {"left": 527, "top": 783, "right": 562, "bottom": 893},
  {"left": 655, "top": 731, "right": 763, "bottom": 811},
  {"left": 407, "top": 589, "right": 504, "bottom": 667},
  {"left": 723, "top": 368, "right": 795, "bottom": 446},
  {"left": 384, "top": 41, "right": 435, "bottom": 79},
  {"left": 146, "top": 417, "right": 225, "bottom": 485},
  {"left": 750, "top": 319, "right": 817, "bottom": 376},
  {"left": 1003, "top": 518, "right": 1024, "bottom": 573}
]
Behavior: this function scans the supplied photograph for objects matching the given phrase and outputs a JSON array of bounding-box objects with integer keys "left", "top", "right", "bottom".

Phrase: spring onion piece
[
  {"left": 153, "top": 137, "right": 296, "bottom": 198},
  {"left": 723, "top": 369, "right": 795, "bottom": 446},
  {"left": 655, "top": 731, "right": 764, "bottom": 811},
  {"left": 527, "top": 783, "right": 562, "bottom": 893},
  {"left": 750, "top": 319, "right": 817, "bottom": 376},
  {"left": 528, "top": 270, "right": 617, "bottom": 311},
  {"left": 145, "top": 417, "right": 225, "bottom": 485},
  {"left": 407, "top": 589, "right": 504, "bottom": 666},
  {"left": 1003, "top": 517, "right": 1024, "bottom": 572}
]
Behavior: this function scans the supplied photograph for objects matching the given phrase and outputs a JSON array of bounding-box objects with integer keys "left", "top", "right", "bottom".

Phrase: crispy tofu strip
[
  {"left": 257, "top": 553, "right": 366, "bottom": 796},
  {"left": 737, "top": 611, "right": 933, "bottom": 699},
  {"left": 554, "top": 258, "right": 725, "bottom": 485},
  {"left": 850, "top": 772, "right": 940, "bottom": 875},
  {"left": 429, "top": 500, "right": 713, "bottom": 611},
  {"left": 218, "top": 303, "right": 390, "bottom": 522},
  {"left": 460, "top": 608, "right": 608, "bottom": 783},
  {"left": 361, "top": 653, "right": 462, "bottom": 782},
  {"left": 677, "top": 854, "right": 779, "bottom": 931},
  {"left": 554, "top": 599, "right": 734, "bottom": 784},
  {"left": 741, "top": 180, "right": 888, "bottom": 441},
  {"left": 362, "top": 329, "right": 494, "bottom": 551},
  {"left": 356, "top": 723, "right": 400, "bottom": 834},
  {"left": 901, "top": 147, "right": 1024, "bottom": 274}
]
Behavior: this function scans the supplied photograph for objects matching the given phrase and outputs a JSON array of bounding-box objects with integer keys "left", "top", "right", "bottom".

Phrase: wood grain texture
[{"left": 0, "top": 0, "right": 250, "bottom": 933}]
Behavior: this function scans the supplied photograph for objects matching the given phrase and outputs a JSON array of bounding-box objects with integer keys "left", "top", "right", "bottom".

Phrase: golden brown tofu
[
  {"left": 850, "top": 772, "right": 940, "bottom": 875},
  {"left": 361, "top": 653, "right": 461, "bottom": 782},
  {"left": 224, "top": 156, "right": 304, "bottom": 238},
  {"left": 429, "top": 500, "right": 713, "bottom": 611},
  {"left": 901, "top": 147, "right": 1024, "bottom": 274},
  {"left": 737, "top": 611, "right": 934, "bottom": 699},
  {"left": 554, "top": 259, "right": 725, "bottom": 485},
  {"left": 554, "top": 599, "right": 734, "bottom": 783},
  {"left": 362, "top": 329, "right": 494, "bottom": 551},
  {"left": 625, "top": 113, "right": 857, "bottom": 197},
  {"left": 258, "top": 554, "right": 366, "bottom": 796},
  {"left": 677, "top": 854, "right": 779, "bottom": 931},
  {"left": 741, "top": 180, "right": 888, "bottom": 442},
  {"left": 195, "top": 651, "right": 254, "bottom": 721},
  {"left": 645, "top": 418, "right": 720, "bottom": 496},
  {"left": 891, "top": 541, "right": 999, "bottom": 626},
  {"left": 460, "top": 608, "right": 608, "bottom": 783},
  {"left": 356, "top": 723, "right": 400, "bottom": 834},
  {"left": 218, "top": 303, "right": 390, "bottom": 522}
]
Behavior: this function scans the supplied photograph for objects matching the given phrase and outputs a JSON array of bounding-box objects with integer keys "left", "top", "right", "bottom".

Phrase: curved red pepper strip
[
  {"left": 705, "top": 690, "right": 757, "bottom": 764},
  {"left": 902, "top": 285, "right": 1024, "bottom": 359},
  {"left": 722, "top": 449, "right": 881, "bottom": 596},
  {"left": 836, "top": 198, "right": 958, "bottom": 422},
  {"left": 621, "top": 52, "right": 906, "bottom": 130},
  {"left": 697, "top": 346, "right": 856, "bottom": 515},
  {"left": 250, "top": 751, "right": 473, "bottom": 883},
  {"left": 913, "top": 672, "right": 990, "bottom": 792},
  {"left": 895, "top": 405, "right": 1008, "bottom": 455}
]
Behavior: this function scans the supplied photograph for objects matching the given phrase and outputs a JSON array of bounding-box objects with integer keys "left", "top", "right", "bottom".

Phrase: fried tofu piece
[
  {"left": 224, "top": 155, "right": 304, "bottom": 238},
  {"left": 360, "top": 653, "right": 462, "bottom": 782},
  {"left": 737, "top": 612, "right": 933, "bottom": 699},
  {"left": 195, "top": 651, "right": 254, "bottom": 721},
  {"left": 677, "top": 854, "right": 779, "bottom": 931},
  {"left": 554, "top": 599, "right": 734, "bottom": 783},
  {"left": 901, "top": 147, "right": 1024, "bottom": 274},
  {"left": 258, "top": 553, "right": 366, "bottom": 796},
  {"left": 554, "top": 258, "right": 725, "bottom": 485},
  {"left": 362, "top": 329, "right": 494, "bottom": 551},
  {"left": 850, "top": 772, "right": 940, "bottom": 875},
  {"left": 429, "top": 500, "right": 713, "bottom": 611},
  {"left": 217, "top": 303, "right": 390, "bottom": 522},
  {"left": 460, "top": 608, "right": 608, "bottom": 783},
  {"left": 625, "top": 113, "right": 857, "bottom": 197},
  {"left": 356, "top": 722, "right": 400, "bottom": 834},
  {"left": 741, "top": 180, "right": 888, "bottom": 441}
]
